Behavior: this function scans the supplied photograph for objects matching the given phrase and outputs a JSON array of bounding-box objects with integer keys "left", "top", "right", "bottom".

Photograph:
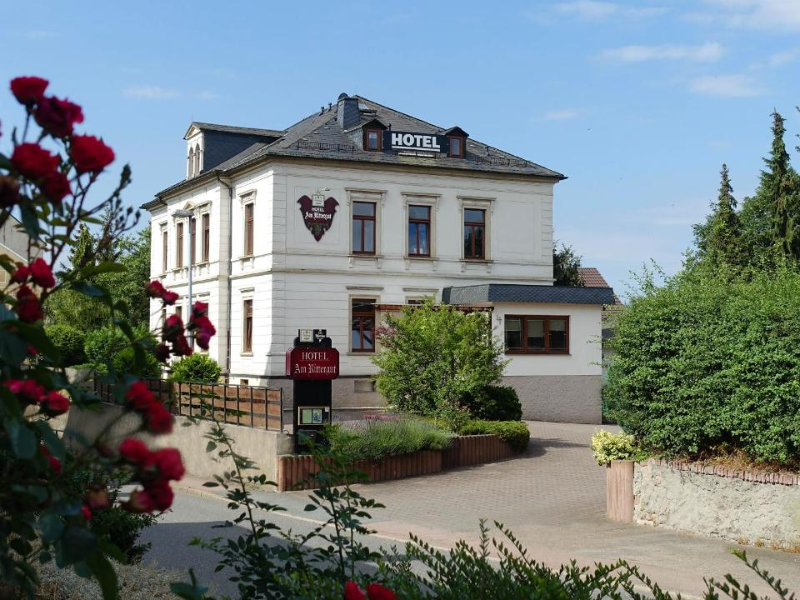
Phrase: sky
[{"left": 3, "top": 0, "right": 800, "bottom": 296}]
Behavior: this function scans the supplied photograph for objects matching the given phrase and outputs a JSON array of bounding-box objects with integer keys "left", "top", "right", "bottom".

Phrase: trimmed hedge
[
  {"left": 46, "top": 324, "right": 86, "bottom": 366},
  {"left": 169, "top": 354, "right": 222, "bottom": 383},
  {"left": 460, "top": 385, "right": 522, "bottom": 421},
  {"left": 458, "top": 420, "right": 530, "bottom": 453},
  {"left": 327, "top": 418, "right": 455, "bottom": 461}
]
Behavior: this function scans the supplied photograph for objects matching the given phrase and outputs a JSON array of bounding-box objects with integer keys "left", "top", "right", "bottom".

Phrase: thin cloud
[
  {"left": 769, "top": 48, "right": 800, "bottom": 66},
  {"left": 689, "top": 74, "right": 766, "bottom": 97},
  {"left": 123, "top": 85, "right": 180, "bottom": 99},
  {"left": 197, "top": 91, "right": 218, "bottom": 100},
  {"left": 542, "top": 109, "right": 580, "bottom": 121},
  {"left": 689, "top": 0, "right": 800, "bottom": 32},
  {"left": 598, "top": 42, "right": 724, "bottom": 63},
  {"left": 552, "top": 1, "right": 667, "bottom": 20}
]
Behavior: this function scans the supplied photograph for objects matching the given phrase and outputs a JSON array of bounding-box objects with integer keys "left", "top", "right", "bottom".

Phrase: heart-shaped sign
[{"left": 298, "top": 195, "right": 338, "bottom": 241}]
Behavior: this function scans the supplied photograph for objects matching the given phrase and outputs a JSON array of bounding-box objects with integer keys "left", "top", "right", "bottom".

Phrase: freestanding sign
[{"left": 286, "top": 329, "right": 339, "bottom": 453}]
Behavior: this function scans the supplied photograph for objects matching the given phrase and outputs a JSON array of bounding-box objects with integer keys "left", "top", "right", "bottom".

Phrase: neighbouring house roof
[
  {"left": 579, "top": 267, "right": 624, "bottom": 306},
  {"left": 149, "top": 93, "right": 565, "bottom": 204},
  {"left": 442, "top": 284, "right": 616, "bottom": 306}
]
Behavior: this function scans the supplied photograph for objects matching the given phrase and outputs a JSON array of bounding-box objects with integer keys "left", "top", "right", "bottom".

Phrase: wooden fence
[{"left": 93, "top": 378, "right": 283, "bottom": 431}]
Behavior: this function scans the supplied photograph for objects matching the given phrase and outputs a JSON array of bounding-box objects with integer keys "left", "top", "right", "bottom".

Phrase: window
[
  {"left": 449, "top": 136, "right": 465, "bottom": 158},
  {"left": 407, "top": 205, "right": 431, "bottom": 257},
  {"left": 504, "top": 316, "right": 569, "bottom": 354},
  {"left": 351, "top": 299, "right": 376, "bottom": 352},
  {"left": 175, "top": 305, "right": 182, "bottom": 320},
  {"left": 189, "top": 217, "right": 196, "bottom": 264},
  {"left": 243, "top": 299, "right": 253, "bottom": 353},
  {"left": 240, "top": 378, "right": 249, "bottom": 386},
  {"left": 161, "top": 228, "right": 168, "bottom": 273},
  {"left": 244, "top": 203, "right": 254, "bottom": 256},
  {"left": 161, "top": 307, "right": 167, "bottom": 325},
  {"left": 463, "top": 208, "right": 486, "bottom": 259},
  {"left": 188, "top": 148, "right": 194, "bottom": 178},
  {"left": 352, "top": 201, "right": 376, "bottom": 254},
  {"left": 194, "top": 145, "right": 201, "bottom": 175},
  {"left": 176, "top": 222, "right": 184, "bottom": 268},
  {"left": 202, "top": 213, "right": 210, "bottom": 262},
  {"left": 364, "top": 129, "right": 381, "bottom": 151}
]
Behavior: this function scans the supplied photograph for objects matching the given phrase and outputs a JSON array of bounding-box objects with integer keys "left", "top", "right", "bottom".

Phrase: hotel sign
[
  {"left": 384, "top": 131, "right": 448, "bottom": 153},
  {"left": 285, "top": 347, "right": 340, "bottom": 380},
  {"left": 298, "top": 192, "right": 338, "bottom": 241}
]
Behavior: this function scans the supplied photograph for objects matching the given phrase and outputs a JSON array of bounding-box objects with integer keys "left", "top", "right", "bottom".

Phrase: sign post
[{"left": 286, "top": 329, "right": 339, "bottom": 453}]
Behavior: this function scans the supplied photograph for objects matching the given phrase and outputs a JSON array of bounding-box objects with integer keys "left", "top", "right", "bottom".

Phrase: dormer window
[
  {"left": 449, "top": 136, "right": 465, "bottom": 158},
  {"left": 188, "top": 148, "right": 195, "bottom": 178},
  {"left": 365, "top": 129, "right": 382, "bottom": 151}
]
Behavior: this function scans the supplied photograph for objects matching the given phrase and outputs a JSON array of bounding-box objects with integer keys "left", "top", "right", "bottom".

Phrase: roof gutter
[{"left": 216, "top": 174, "right": 235, "bottom": 381}]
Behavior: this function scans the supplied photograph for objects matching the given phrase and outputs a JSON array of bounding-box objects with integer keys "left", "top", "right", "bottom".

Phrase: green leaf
[
  {"left": 0, "top": 152, "right": 9, "bottom": 170},
  {"left": 39, "top": 513, "right": 65, "bottom": 543},
  {"left": 86, "top": 551, "right": 119, "bottom": 600},
  {"left": 5, "top": 418, "right": 37, "bottom": 459},
  {"left": 0, "top": 328, "right": 31, "bottom": 365},
  {"left": 61, "top": 527, "right": 97, "bottom": 565},
  {"left": 0, "top": 303, "right": 15, "bottom": 322},
  {"left": 79, "top": 261, "right": 127, "bottom": 278},
  {"left": 18, "top": 203, "right": 41, "bottom": 239},
  {"left": 206, "top": 441, "right": 217, "bottom": 452}
]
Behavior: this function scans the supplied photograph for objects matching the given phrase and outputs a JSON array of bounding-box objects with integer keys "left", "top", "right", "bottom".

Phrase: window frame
[
  {"left": 242, "top": 298, "right": 253, "bottom": 354},
  {"left": 201, "top": 213, "right": 210, "bottom": 263},
  {"left": 364, "top": 128, "right": 382, "bottom": 151},
  {"left": 176, "top": 222, "right": 184, "bottom": 268},
  {"left": 463, "top": 208, "right": 486, "bottom": 260},
  {"left": 407, "top": 204, "right": 432, "bottom": 258},
  {"left": 449, "top": 136, "right": 465, "bottom": 158},
  {"left": 351, "top": 201, "right": 377, "bottom": 255},
  {"left": 351, "top": 298, "right": 377, "bottom": 353},
  {"left": 504, "top": 315, "right": 570, "bottom": 355},
  {"left": 189, "top": 216, "right": 197, "bottom": 265},
  {"left": 243, "top": 202, "right": 254, "bottom": 257},
  {"left": 161, "top": 227, "right": 169, "bottom": 273}
]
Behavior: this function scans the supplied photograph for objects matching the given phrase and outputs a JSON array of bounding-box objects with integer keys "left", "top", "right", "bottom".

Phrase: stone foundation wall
[
  {"left": 634, "top": 459, "right": 800, "bottom": 550},
  {"left": 501, "top": 375, "right": 602, "bottom": 423}
]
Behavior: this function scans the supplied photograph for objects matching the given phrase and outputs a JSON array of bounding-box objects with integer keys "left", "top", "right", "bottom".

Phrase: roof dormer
[
  {"left": 442, "top": 126, "right": 469, "bottom": 158},
  {"left": 360, "top": 118, "right": 387, "bottom": 152},
  {"left": 185, "top": 125, "right": 204, "bottom": 180}
]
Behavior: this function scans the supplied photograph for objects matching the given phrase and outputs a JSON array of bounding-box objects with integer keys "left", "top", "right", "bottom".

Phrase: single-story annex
[{"left": 142, "top": 93, "right": 615, "bottom": 423}]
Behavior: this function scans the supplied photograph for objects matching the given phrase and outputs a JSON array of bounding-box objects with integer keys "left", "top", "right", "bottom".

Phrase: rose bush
[{"left": 0, "top": 75, "right": 214, "bottom": 600}]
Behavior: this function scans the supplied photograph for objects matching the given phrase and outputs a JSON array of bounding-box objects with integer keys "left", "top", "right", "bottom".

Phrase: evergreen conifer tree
[{"left": 703, "top": 164, "right": 742, "bottom": 267}]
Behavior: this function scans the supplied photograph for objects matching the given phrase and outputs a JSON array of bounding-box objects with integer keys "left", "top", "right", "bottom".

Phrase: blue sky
[{"left": 3, "top": 0, "right": 800, "bottom": 295}]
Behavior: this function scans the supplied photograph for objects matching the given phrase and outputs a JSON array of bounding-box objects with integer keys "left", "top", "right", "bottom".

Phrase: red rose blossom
[
  {"left": 5, "top": 379, "right": 46, "bottom": 404},
  {"left": 119, "top": 437, "right": 151, "bottom": 464},
  {"left": 41, "top": 171, "right": 71, "bottom": 204},
  {"left": 146, "top": 404, "right": 173, "bottom": 434},
  {"left": 155, "top": 343, "right": 171, "bottom": 363},
  {"left": 144, "top": 482, "right": 174, "bottom": 511},
  {"left": 344, "top": 582, "right": 366, "bottom": 600},
  {"left": 151, "top": 448, "right": 184, "bottom": 481},
  {"left": 10, "top": 76, "right": 49, "bottom": 105},
  {"left": 11, "top": 264, "right": 30, "bottom": 284},
  {"left": 41, "top": 391, "right": 70, "bottom": 416},
  {"left": 40, "top": 446, "right": 62, "bottom": 475},
  {"left": 15, "top": 285, "right": 42, "bottom": 322},
  {"left": 80, "top": 505, "right": 92, "bottom": 520},
  {"left": 145, "top": 280, "right": 166, "bottom": 298},
  {"left": 0, "top": 176, "right": 21, "bottom": 208},
  {"left": 70, "top": 135, "right": 115, "bottom": 173},
  {"left": 162, "top": 290, "right": 179, "bottom": 305},
  {"left": 11, "top": 143, "right": 60, "bottom": 180},
  {"left": 365, "top": 583, "right": 397, "bottom": 600},
  {"left": 191, "top": 302, "right": 208, "bottom": 320},
  {"left": 34, "top": 96, "right": 84, "bottom": 138},
  {"left": 29, "top": 258, "right": 55, "bottom": 288},
  {"left": 124, "top": 489, "right": 155, "bottom": 514},
  {"left": 125, "top": 381, "right": 155, "bottom": 411},
  {"left": 171, "top": 334, "right": 193, "bottom": 357}
]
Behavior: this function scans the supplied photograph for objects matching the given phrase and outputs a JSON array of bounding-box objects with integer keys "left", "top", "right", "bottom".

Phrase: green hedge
[
  {"left": 458, "top": 420, "right": 530, "bottom": 453},
  {"left": 460, "top": 385, "right": 522, "bottom": 421},
  {"left": 45, "top": 324, "right": 86, "bottom": 366},
  {"left": 604, "top": 268, "right": 800, "bottom": 463},
  {"left": 169, "top": 354, "right": 222, "bottom": 383},
  {"left": 327, "top": 418, "right": 454, "bottom": 461}
]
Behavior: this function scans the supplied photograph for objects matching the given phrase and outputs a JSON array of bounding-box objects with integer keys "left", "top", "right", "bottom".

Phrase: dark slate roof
[
  {"left": 151, "top": 94, "right": 565, "bottom": 201},
  {"left": 442, "top": 284, "right": 616, "bottom": 306}
]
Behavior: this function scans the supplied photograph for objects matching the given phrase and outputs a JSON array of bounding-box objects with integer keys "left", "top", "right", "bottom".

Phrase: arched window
[
  {"left": 188, "top": 147, "right": 195, "bottom": 178},
  {"left": 194, "top": 145, "right": 201, "bottom": 175}
]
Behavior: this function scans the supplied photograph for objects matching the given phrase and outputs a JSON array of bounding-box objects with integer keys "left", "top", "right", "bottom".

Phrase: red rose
[
  {"left": 366, "top": 583, "right": 396, "bottom": 600},
  {"left": 171, "top": 334, "right": 193, "bottom": 357},
  {"left": 163, "top": 314, "right": 185, "bottom": 341},
  {"left": 10, "top": 263, "right": 30, "bottom": 284},
  {"left": 29, "top": 258, "right": 55, "bottom": 288},
  {"left": 5, "top": 378, "right": 46, "bottom": 404},
  {"left": 194, "top": 329, "right": 212, "bottom": 350},
  {"left": 344, "top": 582, "right": 366, "bottom": 600},
  {"left": 191, "top": 302, "right": 208, "bottom": 320},
  {"left": 125, "top": 381, "right": 155, "bottom": 411},
  {"left": 11, "top": 143, "right": 60, "bottom": 180},
  {"left": 124, "top": 489, "right": 155, "bottom": 514},
  {"left": 147, "top": 483, "right": 174, "bottom": 511},
  {"left": 146, "top": 280, "right": 166, "bottom": 298},
  {"left": 40, "top": 445, "right": 62, "bottom": 475},
  {"left": 41, "top": 171, "right": 71, "bottom": 204},
  {"left": 70, "top": 135, "right": 115, "bottom": 173},
  {"left": 10, "top": 76, "right": 49, "bottom": 105},
  {"left": 41, "top": 391, "right": 70, "bottom": 416},
  {"left": 162, "top": 290, "right": 179, "bottom": 305},
  {"left": 15, "top": 285, "right": 42, "bottom": 322},
  {"left": 34, "top": 96, "right": 84, "bottom": 138},
  {"left": 151, "top": 448, "right": 184, "bottom": 481},
  {"left": 0, "top": 176, "right": 21, "bottom": 208},
  {"left": 119, "top": 437, "right": 151, "bottom": 464},
  {"left": 146, "top": 404, "right": 173, "bottom": 434},
  {"left": 155, "top": 343, "right": 171, "bottom": 363},
  {"left": 80, "top": 505, "right": 92, "bottom": 520}
]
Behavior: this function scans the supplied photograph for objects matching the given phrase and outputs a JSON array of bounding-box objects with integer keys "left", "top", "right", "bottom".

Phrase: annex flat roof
[{"left": 442, "top": 284, "right": 616, "bottom": 306}]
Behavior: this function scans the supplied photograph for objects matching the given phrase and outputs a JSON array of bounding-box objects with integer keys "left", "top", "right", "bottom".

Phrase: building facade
[{"left": 143, "top": 94, "right": 614, "bottom": 423}]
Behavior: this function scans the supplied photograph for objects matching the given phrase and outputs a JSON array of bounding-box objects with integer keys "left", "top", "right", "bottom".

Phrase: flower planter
[{"left": 606, "top": 459, "right": 634, "bottom": 522}]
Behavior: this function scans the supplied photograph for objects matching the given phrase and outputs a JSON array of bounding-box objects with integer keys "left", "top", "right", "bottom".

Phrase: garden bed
[{"left": 276, "top": 434, "right": 518, "bottom": 491}]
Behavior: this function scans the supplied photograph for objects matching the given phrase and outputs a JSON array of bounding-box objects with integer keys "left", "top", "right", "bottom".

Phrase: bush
[
  {"left": 458, "top": 420, "right": 530, "bottom": 453},
  {"left": 113, "top": 346, "right": 161, "bottom": 378},
  {"left": 169, "top": 353, "right": 222, "bottom": 383},
  {"left": 46, "top": 324, "right": 87, "bottom": 366},
  {"left": 326, "top": 418, "right": 455, "bottom": 461},
  {"left": 460, "top": 385, "right": 522, "bottom": 421},
  {"left": 372, "top": 299, "right": 507, "bottom": 416},
  {"left": 84, "top": 325, "right": 129, "bottom": 368},
  {"left": 590, "top": 430, "right": 648, "bottom": 466},
  {"left": 604, "top": 267, "right": 800, "bottom": 463}
]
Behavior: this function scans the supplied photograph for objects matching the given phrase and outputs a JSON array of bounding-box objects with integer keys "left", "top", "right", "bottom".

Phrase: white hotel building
[{"left": 143, "top": 94, "right": 614, "bottom": 423}]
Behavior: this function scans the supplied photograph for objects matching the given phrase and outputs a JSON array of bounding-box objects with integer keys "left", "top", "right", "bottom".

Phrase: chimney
[{"left": 337, "top": 93, "right": 360, "bottom": 130}]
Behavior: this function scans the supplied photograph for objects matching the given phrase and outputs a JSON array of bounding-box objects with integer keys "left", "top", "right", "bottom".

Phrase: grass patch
[{"left": 327, "top": 418, "right": 455, "bottom": 461}]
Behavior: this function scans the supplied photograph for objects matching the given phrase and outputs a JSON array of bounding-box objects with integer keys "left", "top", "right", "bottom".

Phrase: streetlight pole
[{"left": 172, "top": 209, "right": 195, "bottom": 346}]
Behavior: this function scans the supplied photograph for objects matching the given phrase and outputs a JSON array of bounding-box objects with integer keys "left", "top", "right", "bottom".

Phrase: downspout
[{"left": 216, "top": 175, "right": 234, "bottom": 381}]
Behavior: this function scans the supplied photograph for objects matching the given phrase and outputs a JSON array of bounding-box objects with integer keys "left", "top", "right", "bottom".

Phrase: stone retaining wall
[{"left": 634, "top": 459, "right": 800, "bottom": 550}]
